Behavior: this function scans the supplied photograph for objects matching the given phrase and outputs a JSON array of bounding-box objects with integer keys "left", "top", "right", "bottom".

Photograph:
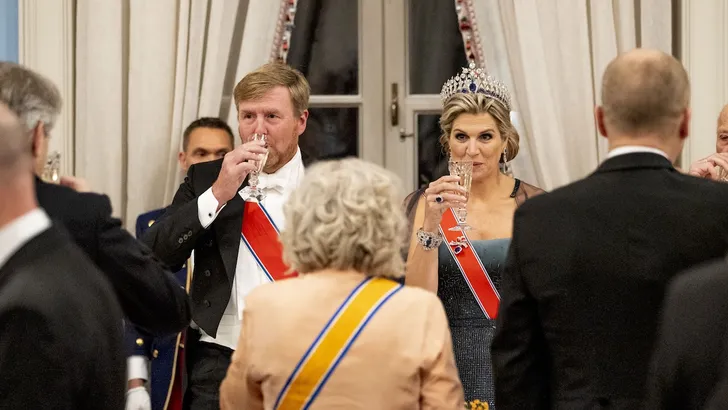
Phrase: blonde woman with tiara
[{"left": 404, "top": 63, "right": 545, "bottom": 409}]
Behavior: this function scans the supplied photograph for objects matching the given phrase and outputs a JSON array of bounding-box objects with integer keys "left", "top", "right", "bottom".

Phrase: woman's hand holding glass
[{"left": 422, "top": 175, "right": 468, "bottom": 232}]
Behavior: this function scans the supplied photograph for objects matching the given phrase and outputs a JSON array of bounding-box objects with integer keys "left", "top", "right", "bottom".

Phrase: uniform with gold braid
[{"left": 123, "top": 208, "right": 191, "bottom": 410}]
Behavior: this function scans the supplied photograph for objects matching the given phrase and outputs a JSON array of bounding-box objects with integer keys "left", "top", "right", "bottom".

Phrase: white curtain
[
  {"left": 470, "top": 0, "right": 672, "bottom": 190},
  {"left": 75, "top": 0, "right": 280, "bottom": 226},
  {"left": 225, "top": 0, "right": 284, "bottom": 129}
]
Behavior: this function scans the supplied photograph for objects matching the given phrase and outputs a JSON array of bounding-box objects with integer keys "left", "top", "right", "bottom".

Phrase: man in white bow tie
[{"left": 140, "top": 62, "right": 309, "bottom": 410}]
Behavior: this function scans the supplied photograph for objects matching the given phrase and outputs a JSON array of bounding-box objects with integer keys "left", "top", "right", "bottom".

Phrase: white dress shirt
[
  {"left": 606, "top": 145, "right": 669, "bottom": 160},
  {"left": 0, "top": 208, "right": 51, "bottom": 270}
]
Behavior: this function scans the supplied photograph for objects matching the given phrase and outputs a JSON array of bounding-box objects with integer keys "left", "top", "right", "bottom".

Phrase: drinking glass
[
  {"left": 240, "top": 133, "right": 269, "bottom": 201},
  {"left": 448, "top": 159, "right": 473, "bottom": 231},
  {"left": 41, "top": 151, "right": 61, "bottom": 183},
  {"left": 717, "top": 165, "right": 728, "bottom": 182}
]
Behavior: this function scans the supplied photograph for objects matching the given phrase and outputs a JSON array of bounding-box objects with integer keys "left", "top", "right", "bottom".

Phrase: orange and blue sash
[
  {"left": 240, "top": 201, "right": 295, "bottom": 281},
  {"left": 273, "top": 277, "right": 402, "bottom": 410},
  {"left": 440, "top": 208, "right": 500, "bottom": 319}
]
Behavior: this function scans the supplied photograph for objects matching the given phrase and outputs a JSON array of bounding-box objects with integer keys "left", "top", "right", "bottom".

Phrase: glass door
[
  {"left": 285, "top": 0, "right": 467, "bottom": 192},
  {"left": 286, "top": 0, "right": 384, "bottom": 167},
  {"left": 384, "top": 0, "right": 467, "bottom": 192}
]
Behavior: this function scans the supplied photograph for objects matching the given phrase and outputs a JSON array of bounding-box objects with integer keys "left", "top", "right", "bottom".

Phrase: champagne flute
[
  {"left": 41, "top": 151, "right": 61, "bottom": 183},
  {"left": 240, "top": 133, "right": 269, "bottom": 201},
  {"left": 717, "top": 165, "right": 728, "bottom": 182},
  {"left": 448, "top": 159, "right": 473, "bottom": 231}
]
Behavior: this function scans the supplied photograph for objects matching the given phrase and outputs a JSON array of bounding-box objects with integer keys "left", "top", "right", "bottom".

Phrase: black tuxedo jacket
[
  {"left": 492, "top": 153, "right": 728, "bottom": 410},
  {"left": 142, "top": 158, "right": 248, "bottom": 337},
  {"left": 35, "top": 178, "right": 191, "bottom": 336},
  {"left": 645, "top": 259, "right": 728, "bottom": 410},
  {"left": 0, "top": 225, "right": 125, "bottom": 409}
]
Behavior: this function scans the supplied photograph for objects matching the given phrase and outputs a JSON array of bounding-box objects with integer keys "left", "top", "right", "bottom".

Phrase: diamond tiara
[{"left": 440, "top": 62, "right": 512, "bottom": 111}]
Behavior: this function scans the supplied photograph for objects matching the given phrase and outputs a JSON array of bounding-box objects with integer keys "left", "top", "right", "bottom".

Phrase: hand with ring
[{"left": 422, "top": 175, "right": 468, "bottom": 232}]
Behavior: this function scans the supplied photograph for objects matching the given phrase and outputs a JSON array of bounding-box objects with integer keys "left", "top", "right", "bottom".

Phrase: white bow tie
[{"left": 256, "top": 174, "right": 285, "bottom": 192}]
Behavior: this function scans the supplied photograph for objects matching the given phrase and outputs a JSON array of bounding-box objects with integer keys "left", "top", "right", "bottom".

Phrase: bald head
[
  {"left": 0, "top": 102, "right": 32, "bottom": 178},
  {"left": 717, "top": 104, "right": 728, "bottom": 153},
  {"left": 600, "top": 49, "right": 690, "bottom": 136}
]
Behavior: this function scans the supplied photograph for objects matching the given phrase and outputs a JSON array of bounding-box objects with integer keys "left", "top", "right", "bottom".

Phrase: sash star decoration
[{"left": 440, "top": 62, "right": 512, "bottom": 111}]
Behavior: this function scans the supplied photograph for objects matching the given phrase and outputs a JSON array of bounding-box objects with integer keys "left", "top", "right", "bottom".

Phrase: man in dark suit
[
  {"left": 125, "top": 117, "right": 235, "bottom": 410},
  {"left": 142, "top": 62, "right": 309, "bottom": 409},
  {"left": 0, "top": 61, "right": 190, "bottom": 336},
  {"left": 0, "top": 102, "right": 125, "bottom": 409},
  {"left": 491, "top": 48, "right": 728, "bottom": 409},
  {"left": 645, "top": 259, "right": 728, "bottom": 409}
]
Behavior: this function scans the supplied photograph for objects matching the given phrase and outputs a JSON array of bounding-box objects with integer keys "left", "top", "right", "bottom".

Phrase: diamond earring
[{"left": 500, "top": 147, "right": 512, "bottom": 175}]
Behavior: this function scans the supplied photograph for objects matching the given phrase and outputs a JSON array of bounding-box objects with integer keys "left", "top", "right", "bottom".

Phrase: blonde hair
[
  {"left": 281, "top": 158, "right": 407, "bottom": 278},
  {"left": 439, "top": 93, "right": 519, "bottom": 162},
  {"left": 233, "top": 62, "right": 310, "bottom": 116}
]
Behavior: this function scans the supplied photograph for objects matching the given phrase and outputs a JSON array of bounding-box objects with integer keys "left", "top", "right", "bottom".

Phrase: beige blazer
[{"left": 220, "top": 270, "right": 464, "bottom": 409}]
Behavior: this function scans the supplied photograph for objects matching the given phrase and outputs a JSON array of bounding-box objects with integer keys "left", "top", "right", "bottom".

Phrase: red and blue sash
[
  {"left": 240, "top": 201, "right": 296, "bottom": 281},
  {"left": 439, "top": 208, "right": 500, "bottom": 319}
]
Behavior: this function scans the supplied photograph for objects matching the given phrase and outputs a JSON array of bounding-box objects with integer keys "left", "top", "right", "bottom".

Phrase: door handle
[
  {"left": 399, "top": 129, "right": 414, "bottom": 141},
  {"left": 390, "top": 83, "right": 399, "bottom": 127},
  {"left": 391, "top": 83, "right": 413, "bottom": 140}
]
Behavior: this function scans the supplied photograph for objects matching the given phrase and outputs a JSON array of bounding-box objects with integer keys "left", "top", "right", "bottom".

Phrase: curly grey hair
[
  {"left": 0, "top": 62, "right": 62, "bottom": 134},
  {"left": 281, "top": 158, "right": 407, "bottom": 278}
]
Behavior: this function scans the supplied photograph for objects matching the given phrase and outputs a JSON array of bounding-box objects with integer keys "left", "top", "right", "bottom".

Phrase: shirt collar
[
  {"left": 0, "top": 208, "right": 51, "bottom": 270},
  {"left": 256, "top": 147, "right": 304, "bottom": 193},
  {"left": 606, "top": 145, "right": 669, "bottom": 160}
]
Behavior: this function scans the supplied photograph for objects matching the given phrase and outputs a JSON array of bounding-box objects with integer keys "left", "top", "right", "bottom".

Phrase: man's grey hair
[
  {"left": 0, "top": 62, "right": 62, "bottom": 134},
  {"left": 0, "top": 102, "right": 32, "bottom": 175}
]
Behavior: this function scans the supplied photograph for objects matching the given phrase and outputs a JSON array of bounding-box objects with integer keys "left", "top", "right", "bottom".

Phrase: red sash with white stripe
[
  {"left": 240, "top": 202, "right": 296, "bottom": 281},
  {"left": 439, "top": 208, "right": 500, "bottom": 319}
]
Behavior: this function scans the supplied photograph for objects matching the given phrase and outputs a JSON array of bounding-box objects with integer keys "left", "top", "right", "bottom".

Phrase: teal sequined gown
[
  {"left": 438, "top": 238, "right": 510, "bottom": 409},
  {"left": 404, "top": 178, "right": 544, "bottom": 409}
]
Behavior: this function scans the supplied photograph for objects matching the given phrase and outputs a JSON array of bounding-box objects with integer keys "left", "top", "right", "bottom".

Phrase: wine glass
[
  {"left": 448, "top": 159, "right": 473, "bottom": 231},
  {"left": 240, "top": 133, "right": 269, "bottom": 202},
  {"left": 41, "top": 151, "right": 61, "bottom": 183},
  {"left": 717, "top": 165, "right": 728, "bottom": 182}
]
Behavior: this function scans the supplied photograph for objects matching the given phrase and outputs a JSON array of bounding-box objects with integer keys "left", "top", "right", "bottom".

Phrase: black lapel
[{"left": 212, "top": 177, "right": 250, "bottom": 285}]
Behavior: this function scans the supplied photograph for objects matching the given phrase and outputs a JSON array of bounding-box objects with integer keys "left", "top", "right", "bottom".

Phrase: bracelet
[{"left": 416, "top": 227, "right": 442, "bottom": 251}]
